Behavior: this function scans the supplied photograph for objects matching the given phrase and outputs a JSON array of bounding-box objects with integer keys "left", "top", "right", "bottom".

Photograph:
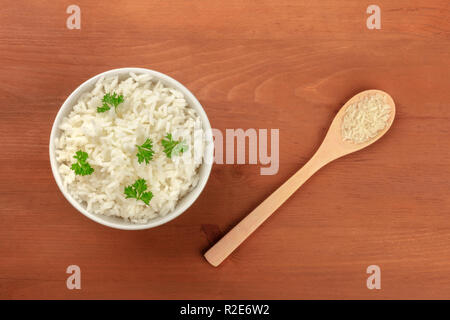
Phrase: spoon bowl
[
  {"left": 319, "top": 89, "right": 396, "bottom": 162},
  {"left": 204, "top": 89, "right": 396, "bottom": 267}
]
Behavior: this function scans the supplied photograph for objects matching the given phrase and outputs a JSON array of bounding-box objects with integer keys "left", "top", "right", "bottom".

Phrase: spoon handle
[{"left": 204, "top": 149, "right": 329, "bottom": 267}]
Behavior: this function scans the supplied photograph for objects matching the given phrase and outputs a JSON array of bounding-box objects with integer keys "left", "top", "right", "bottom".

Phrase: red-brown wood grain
[{"left": 0, "top": 0, "right": 449, "bottom": 299}]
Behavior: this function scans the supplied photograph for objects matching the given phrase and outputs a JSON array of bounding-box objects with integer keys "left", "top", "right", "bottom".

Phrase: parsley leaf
[
  {"left": 70, "top": 150, "right": 94, "bottom": 176},
  {"left": 97, "top": 92, "right": 124, "bottom": 113},
  {"left": 136, "top": 138, "right": 154, "bottom": 164},
  {"left": 161, "top": 133, "right": 188, "bottom": 158},
  {"left": 124, "top": 178, "right": 153, "bottom": 205}
]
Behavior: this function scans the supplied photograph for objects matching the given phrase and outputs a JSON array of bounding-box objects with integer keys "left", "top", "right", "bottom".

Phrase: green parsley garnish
[
  {"left": 161, "top": 133, "right": 188, "bottom": 158},
  {"left": 97, "top": 92, "right": 124, "bottom": 113},
  {"left": 136, "top": 138, "right": 154, "bottom": 164},
  {"left": 71, "top": 150, "right": 94, "bottom": 176},
  {"left": 124, "top": 178, "right": 153, "bottom": 205}
]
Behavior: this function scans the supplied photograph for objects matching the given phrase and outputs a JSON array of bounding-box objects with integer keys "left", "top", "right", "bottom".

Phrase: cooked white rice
[
  {"left": 55, "top": 73, "right": 205, "bottom": 223},
  {"left": 341, "top": 93, "right": 391, "bottom": 143}
]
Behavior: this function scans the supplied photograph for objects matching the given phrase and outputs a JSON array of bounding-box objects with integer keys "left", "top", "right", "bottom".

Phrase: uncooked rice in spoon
[{"left": 341, "top": 93, "right": 391, "bottom": 143}]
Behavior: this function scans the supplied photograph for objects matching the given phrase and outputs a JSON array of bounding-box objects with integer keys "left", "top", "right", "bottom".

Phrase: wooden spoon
[{"left": 204, "top": 89, "right": 396, "bottom": 267}]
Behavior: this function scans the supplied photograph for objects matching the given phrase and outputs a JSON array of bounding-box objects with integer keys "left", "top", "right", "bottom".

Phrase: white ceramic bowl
[{"left": 49, "top": 68, "right": 214, "bottom": 230}]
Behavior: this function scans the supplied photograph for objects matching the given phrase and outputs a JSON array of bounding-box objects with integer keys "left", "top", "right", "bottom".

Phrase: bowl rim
[{"left": 49, "top": 67, "right": 214, "bottom": 230}]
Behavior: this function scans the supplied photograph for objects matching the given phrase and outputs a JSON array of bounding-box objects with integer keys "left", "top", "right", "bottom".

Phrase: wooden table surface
[{"left": 1, "top": 0, "right": 449, "bottom": 299}]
